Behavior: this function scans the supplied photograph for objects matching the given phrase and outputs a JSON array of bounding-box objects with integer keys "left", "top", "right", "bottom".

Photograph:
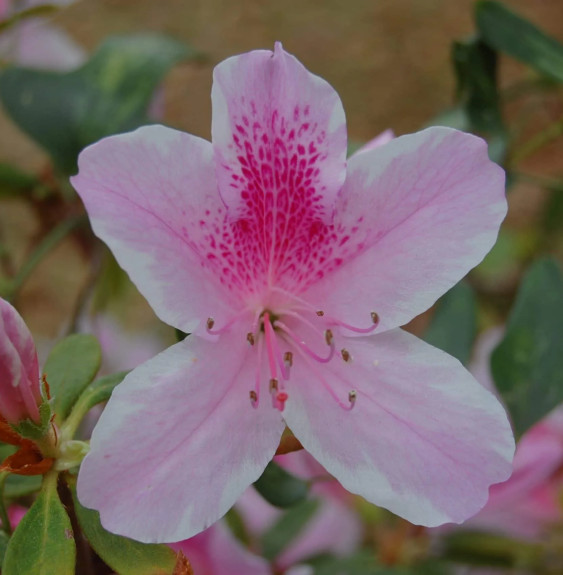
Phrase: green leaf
[
  {"left": 0, "top": 163, "right": 38, "bottom": 198},
  {"left": 2, "top": 474, "right": 75, "bottom": 575},
  {"left": 452, "top": 37, "right": 506, "bottom": 162},
  {"left": 79, "top": 370, "right": 128, "bottom": 409},
  {"left": 476, "top": 1, "right": 563, "bottom": 84},
  {"left": 253, "top": 460, "right": 309, "bottom": 508},
  {"left": 491, "top": 258, "right": 563, "bottom": 437},
  {"left": 70, "top": 478, "right": 177, "bottom": 575},
  {"left": 4, "top": 475, "right": 42, "bottom": 499},
  {"left": 0, "top": 529, "right": 9, "bottom": 568},
  {"left": 423, "top": 281, "right": 477, "bottom": 365},
  {"left": 0, "top": 34, "right": 195, "bottom": 174},
  {"left": 261, "top": 498, "right": 320, "bottom": 561},
  {"left": 43, "top": 334, "right": 101, "bottom": 422}
]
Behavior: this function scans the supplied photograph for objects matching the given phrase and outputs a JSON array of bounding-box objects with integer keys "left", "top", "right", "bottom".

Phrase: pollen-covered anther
[
  {"left": 284, "top": 351, "right": 293, "bottom": 367},
  {"left": 246, "top": 332, "right": 255, "bottom": 346},
  {"left": 371, "top": 312, "right": 379, "bottom": 325},
  {"left": 269, "top": 378, "right": 279, "bottom": 392},
  {"left": 316, "top": 310, "right": 325, "bottom": 317},
  {"left": 348, "top": 390, "right": 357, "bottom": 407},
  {"left": 341, "top": 348, "right": 351, "bottom": 362},
  {"left": 249, "top": 390, "right": 258, "bottom": 404},
  {"left": 206, "top": 317, "right": 215, "bottom": 330},
  {"left": 324, "top": 329, "right": 334, "bottom": 346}
]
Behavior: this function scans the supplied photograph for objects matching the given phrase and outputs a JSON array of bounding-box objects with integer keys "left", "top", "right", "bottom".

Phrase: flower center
[{"left": 206, "top": 290, "right": 379, "bottom": 412}]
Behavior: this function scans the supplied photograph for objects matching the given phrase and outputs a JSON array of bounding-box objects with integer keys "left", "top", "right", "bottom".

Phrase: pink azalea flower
[
  {"left": 72, "top": 43, "right": 515, "bottom": 543},
  {"left": 0, "top": 0, "right": 86, "bottom": 71},
  {"left": 0, "top": 298, "right": 41, "bottom": 424},
  {"left": 236, "top": 451, "right": 362, "bottom": 571},
  {"left": 171, "top": 522, "right": 271, "bottom": 575},
  {"left": 460, "top": 329, "right": 563, "bottom": 539}
]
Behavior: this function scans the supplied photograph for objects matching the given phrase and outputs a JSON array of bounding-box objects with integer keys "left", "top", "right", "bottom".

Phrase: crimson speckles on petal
[{"left": 72, "top": 43, "right": 514, "bottom": 543}]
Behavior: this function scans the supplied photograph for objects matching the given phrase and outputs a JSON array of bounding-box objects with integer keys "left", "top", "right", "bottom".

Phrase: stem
[
  {"left": 511, "top": 116, "right": 563, "bottom": 165},
  {"left": 0, "top": 471, "right": 12, "bottom": 535},
  {"left": 5, "top": 215, "right": 86, "bottom": 302},
  {"left": 512, "top": 171, "right": 563, "bottom": 190},
  {"left": 60, "top": 392, "right": 94, "bottom": 441}
]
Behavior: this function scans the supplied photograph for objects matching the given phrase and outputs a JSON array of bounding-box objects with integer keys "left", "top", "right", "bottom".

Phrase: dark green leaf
[
  {"left": 491, "top": 258, "right": 563, "bottom": 437},
  {"left": 78, "top": 370, "right": 128, "bottom": 410},
  {"left": 2, "top": 474, "right": 75, "bottom": 575},
  {"left": 452, "top": 37, "right": 506, "bottom": 162},
  {"left": 70, "top": 479, "right": 177, "bottom": 575},
  {"left": 423, "top": 281, "right": 477, "bottom": 365},
  {"left": 254, "top": 460, "right": 309, "bottom": 508},
  {"left": 476, "top": 1, "right": 563, "bottom": 84},
  {"left": 0, "top": 163, "right": 38, "bottom": 198},
  {"left": 0, "top": 530, "right": 8, "bottom": 568},
  {"left": 4, "top": 475, "right": 42, "bottom": 499},
  {"left": 43, "top": 334, "right": 101, "bottom": 422},
  {"left": 261, "top": 498, "right": 320, "bottom": 561},
  {"left": 0, "top": 34, "right": 195, "bottom": 174}
]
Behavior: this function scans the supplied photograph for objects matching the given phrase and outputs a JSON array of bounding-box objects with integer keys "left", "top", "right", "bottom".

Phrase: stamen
[
  {"left": 247, "top": 332, "right": 255, "bottom": 346},
  {"left": 348, "top": 390, "right": 357, "bottom": 407},
  {"left": 205, "top": 306, "right": 254, "bottom": 335},
  {"left": 284, "top": 351, "right": 293, "bottom": 367},
  {"left": 269, "top": 378, "right": 279, "bottom": 392},
  {"left": 325, "top": 329, "right": 333, "bottom": 346},
  {"left": 251, "top": 336, "right": 264, "bottom": 409},
  {"left": 263, "top": 313, "right": 279, "bottom": 380},
  {"left": 341, "top": 348, "right": 351, "bottom": 362},
  {"left": 206, "top": 317, "right": 215, "bottom": 330},
  {"left": 275, "top": 320, "right": 335, "bottom": 364},
  {"left": 331, "top": 312, "right": 379, "bottom": 334},
  {"left": 316, "top": 310, "right": 324, "bottom": 317},
  {"left": 249, "top": 390, "right": 258, "bottom": 405}
]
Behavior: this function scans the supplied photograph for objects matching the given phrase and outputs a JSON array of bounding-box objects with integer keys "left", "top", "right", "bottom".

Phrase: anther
[
  {"left": 371, "top": 312, "right": 379, "bottom": 324},
  {"left": 247, "top": 332, "right": 255, "bottom": 346},
  {"left": 341, "top": 348, "right": 351, "bottom": 362},
  {"left": 249, "top": 390, "right": 258, "bottom": 404},
  {"left": 206, "top": 317, "right": 215, "bottom": 330},
  {"left": 269, "top": 378, "right": 279, "bottom": 392},
  {"left": 316, "top": 310, "right": 325, "bottom": 317},
  {"left": 284, "top": 351, "right": 293, "bottom": 367},
  {"left": 348, "top": 390, "right": 357, "bottom": 407},
  {"left": 324, "top": 329, "right": 333, "bottom": 346}
]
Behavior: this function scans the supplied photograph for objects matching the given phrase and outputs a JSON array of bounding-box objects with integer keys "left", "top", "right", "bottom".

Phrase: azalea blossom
[
  {"left": 0, "top": 297, "right": 41, "bottom": 424},
  {"left": 72, "top": 43, "right": 514, "bottom": 543},
  {"left": 0, "top": 0, "right": 86, "bottom": 71}
]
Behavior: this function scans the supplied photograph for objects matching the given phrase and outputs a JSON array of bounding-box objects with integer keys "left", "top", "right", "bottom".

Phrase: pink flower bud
[{"left": 0, "top": 298, "right": 41, "bottom": 424}]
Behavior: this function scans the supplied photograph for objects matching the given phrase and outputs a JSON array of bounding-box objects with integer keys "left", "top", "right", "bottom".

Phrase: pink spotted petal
[
  {"left": 302, "top": 127, "right": 506, "bottom": 333},
  {"left": 0, "top": 298, "right": 40, "bottom": 423},
  {"left": 171, "top": 523, "right": 270, "bottom": 575},
  {"left": 211, "top": 42, "right": 347, "bottom": 286},
  {"left": 283, "top": 329, "right": 515, "bottom": 527},
  {"left": 77, "top": 331, "right": 285, "bottom": 543},
  {"left": 72, "top": 126, "right": 242, "bottom": 334}
]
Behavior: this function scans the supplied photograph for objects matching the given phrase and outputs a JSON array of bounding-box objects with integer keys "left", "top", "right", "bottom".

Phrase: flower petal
[
  {"left": 282, "top": 329, "right": 515, "bottom": 526},
  {"left": 0, "top": 298, "right": 40, "bottom": 423},
  {"left": 211, "top": 43, "right": 347, "bottom": 287},
  {"left": 77, "top": 331, "right": 285, "bottom": 543},
  {"left": 72, "top": 126, "right": 241, "bottom": 333},
  {"left": 171, "top": 523, "right": 270, "bottom": 575},
  {"left": 302, "top": 127, "right": 506, "bottom": 332}
]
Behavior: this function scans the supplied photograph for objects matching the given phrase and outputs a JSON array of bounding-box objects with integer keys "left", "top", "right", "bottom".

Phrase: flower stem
[
  {"left": 4, "top": 215, "right": 86, "bottom": 302},
  {"left": 0, "top": 471, "right": 12, "bottom": 535},
  {"left": 511, "top": 116, "right": 563, "bottom": 166}
]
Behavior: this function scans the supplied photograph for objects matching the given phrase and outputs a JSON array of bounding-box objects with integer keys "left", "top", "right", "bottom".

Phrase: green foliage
[
  {"left": 2, "top": 474, "right": 75, "bottom": 575},
  {"left": 260, "top": 498, "right": 320, "bottom": 561},
  {"left": 254, "top": 460, "right": 309, "bottom": 508},
  {"left": 0, "top": 163, "right": 38, "bottom": 198},
  {"left": 0, "top": 530, "right": 8, "bottom": 568},
  {"left": 70, "top": 479, "right": 178, "bottom": 575},
  {"left": 491, "top": 258, "right": 563, "bottom": 437},
  {"left": 4, "top": 475, "right": 42, "bottom": 499},
  {"left": 476, "top": 1, "right": 563, "bottom": 84},
  {"left": 452, "top": 37, "right": 506, "bottom": 163},
  {"left": 0, "top": 34, "right": 195, "bottom": 174},
  {"left": 43, "top": 334, "right": 101, "bottom": 422},
  {"left": 423, "top": 281, "right": 477, "bottom": 365}
]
